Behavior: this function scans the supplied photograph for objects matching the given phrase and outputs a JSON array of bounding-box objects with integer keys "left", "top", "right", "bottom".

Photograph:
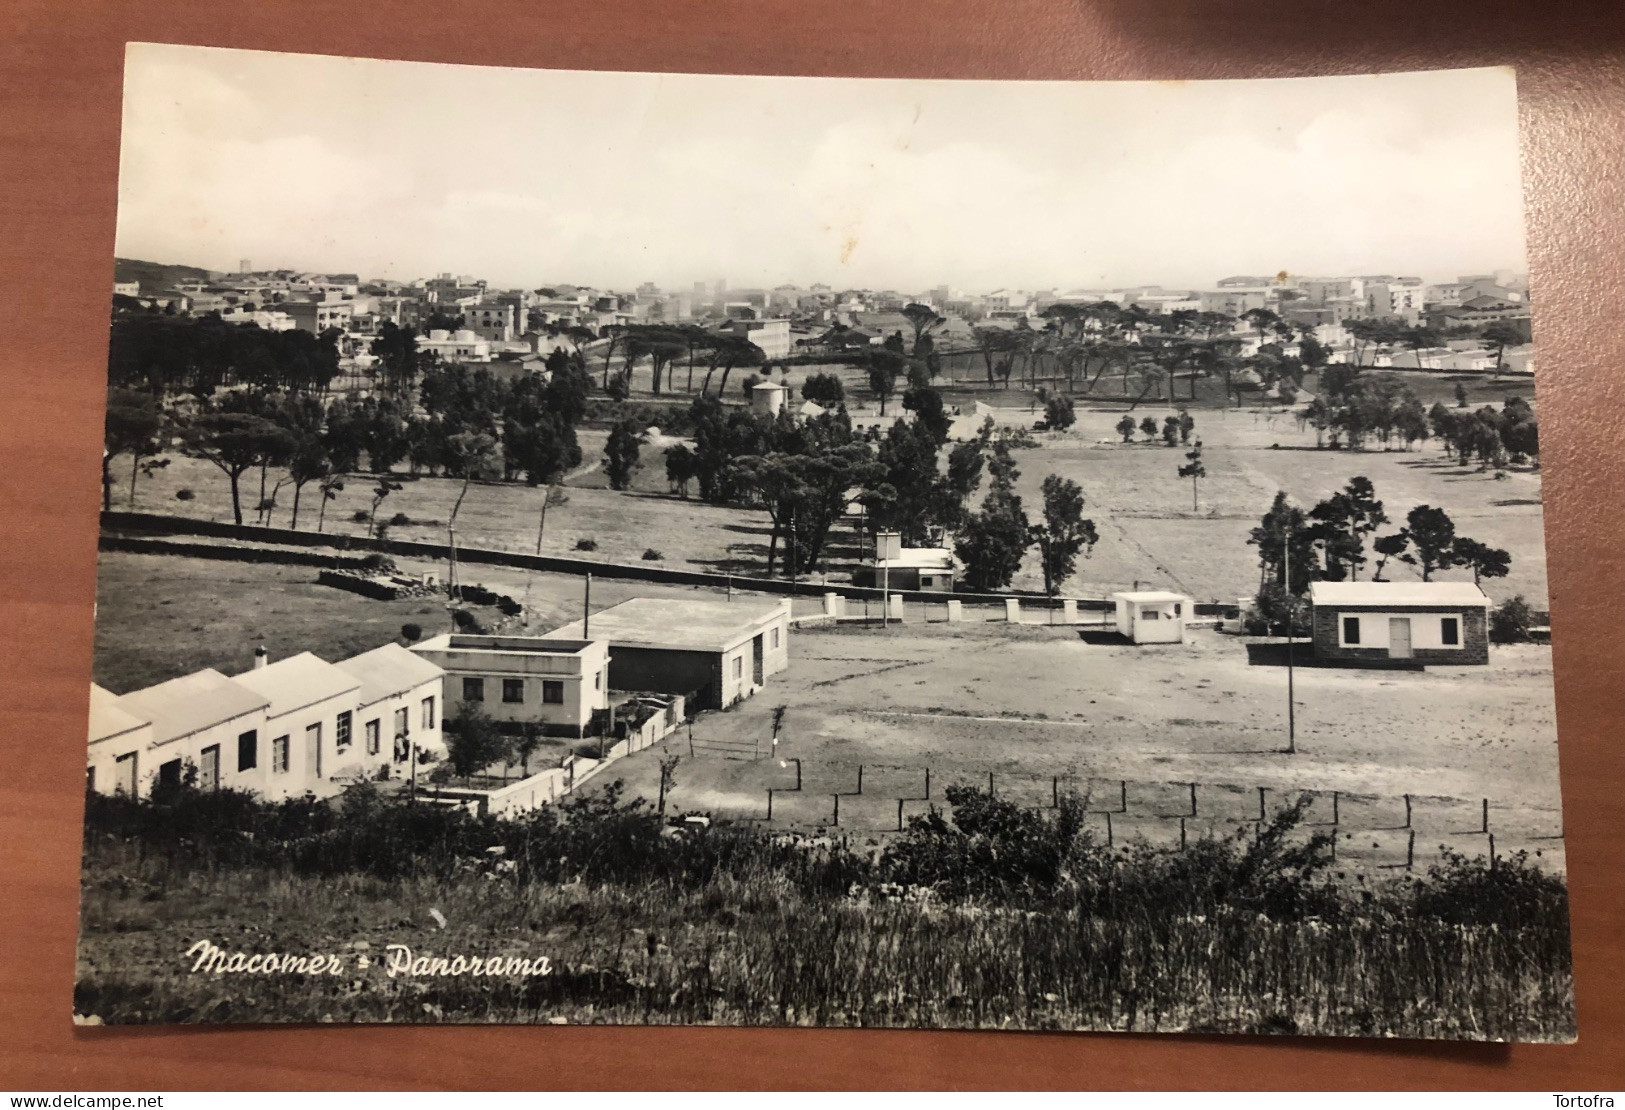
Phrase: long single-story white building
[{"left": 85, "top": 644, "right": 446, "bottom": 801}]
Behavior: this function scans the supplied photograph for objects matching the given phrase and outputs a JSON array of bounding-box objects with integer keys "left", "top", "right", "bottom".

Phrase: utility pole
[
  {"left": 583, "top": 572, "right": 592, "bottom": 639},
  {"left": 1284, "top": 533, "right": 1296, "bottom": 755},
  {"left": 446, "top": 524, "right": 459, "bottom": 600}
]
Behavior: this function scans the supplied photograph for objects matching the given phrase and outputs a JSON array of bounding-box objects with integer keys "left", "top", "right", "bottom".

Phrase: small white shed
[{"left": 1111, "top": 590, "right": 1193, "bottom": 644}]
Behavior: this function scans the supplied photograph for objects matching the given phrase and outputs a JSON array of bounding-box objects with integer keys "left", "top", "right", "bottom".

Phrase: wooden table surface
[{"left": 2, "top": 0, "right": 1621, "bottom": 1091}]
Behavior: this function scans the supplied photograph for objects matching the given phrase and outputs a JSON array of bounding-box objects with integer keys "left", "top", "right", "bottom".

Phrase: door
[
  {"left": 1388, "top": 617, "right": 1413, "bottom": 659},
  {"left": 305, "top": 722, "right": 323, "bottom": 780},
  {"left": 752, "top": 633, "right": 764, "bottom": 685},
  {"left": 199, "top": 744, "right": 220, "bottom": 791}
]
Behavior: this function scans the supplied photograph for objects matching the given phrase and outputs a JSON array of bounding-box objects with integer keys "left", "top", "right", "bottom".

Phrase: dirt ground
[{"left": 596, "top": 619, "right": 1565, "bottom": 871}]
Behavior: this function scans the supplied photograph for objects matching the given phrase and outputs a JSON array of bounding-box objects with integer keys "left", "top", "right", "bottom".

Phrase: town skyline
[{"left": 116, "top": 45, "right": 1528, "bottom": 295}]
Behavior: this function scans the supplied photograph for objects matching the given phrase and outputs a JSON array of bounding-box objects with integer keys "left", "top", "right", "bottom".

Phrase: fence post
[
  {"left": 766, "top": 789, "right": 774, "bottom": 821},
  {"left": 832, "top": 793, "right": 840, "bottom": 826},
  {"left": 1106, "top": 810, "right": 1114, "bottom": 848},
  {"left": 1120, "top": 780, "right": 1128, "bottom": 813},
  {"left": 1180, "top": 818, "right": 1187, "bottom": 851},
  {"left": 924, "top": 767, "right": 930, "bottom": 799},
  {"left": 1188, "top": 782, "right": 1197, "bottom": 818},
  {"left": 897, "top": 797, "right": 905, "bottom": 832},
  {"left": 1404, "top": 794, "right": 1412, "bottom": 828},
  {"left": 1481, "top": 798, "right": 1489, "bottom": 834},
  {"left": 1406, "top": 828, "right": 1416, "bottom": 871},
  {"left": 1257, "top": 786, "right": 1266, "bottom": 822},
  {"left": 1052, "top": 776, "right": 1059, "bottom": 808},
  {"left": 1333, "top": 790, "right": 1340, "bottom": 826},
  {"left": 987, "top": 770, "right": 995, "bottom": 798},
  {"left": 1488, "top": 833, "right": 1497, "bottom": 870},
  {"left": 857, "top": 765, "right": 863, "bottom": 795}
]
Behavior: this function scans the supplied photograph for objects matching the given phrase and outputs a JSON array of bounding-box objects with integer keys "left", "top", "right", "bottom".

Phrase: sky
[{"left": 115, "top": 44, "right": 1529, "bottom": 294}]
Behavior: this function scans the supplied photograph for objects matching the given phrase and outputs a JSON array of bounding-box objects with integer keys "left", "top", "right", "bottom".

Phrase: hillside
[{"left": 113, "top": 257, "right": 212, "bottom": 293}]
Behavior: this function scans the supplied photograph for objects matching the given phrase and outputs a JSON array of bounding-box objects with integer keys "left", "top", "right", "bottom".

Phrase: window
[
  {"left": 1342, "top": 616, "right": 1361, "bottom": 645},
  {"left": 336, "top": 711, "right": 353, "bottom": 750},
  {"left": 1141, "top": 609, "right": 1160, "bottom": 620},
  {"left": 733, "top": 657, "right": 743, "bottom": 679},
  {"left": 594, "top": 670, "right": 602, "bottom": 690},
  {"left": 422, "top": 696, "right": 435, "bottom": 728},
  {"left": 394, "top": 706, "right": 409, "bottom": 738},
  {"left": 272, "top": 736, "right": 290, "bottom": 774},
  {"left": 237, "top": 729, "right": 258, "bottom": 772},
  {"left": 365, "top": 718, "right": 381, "bottom": 755},
  {"left": 771, "top": 627, "right": 780, "bottom": 649},
  {"left": 1441, "top": 617, "right": 1460, "bottom": 646},
  {"left": 463, "top": 678, "right": 484, "bottom": 702},
  {"left": 503, "top": 678, "right": 525, "bottom": 703},
  {"left": 542, "top": 680, "right": 564, "bottom": 704}
]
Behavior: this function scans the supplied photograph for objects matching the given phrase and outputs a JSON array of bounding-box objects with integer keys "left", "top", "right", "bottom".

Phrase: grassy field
[
  {"left": 114, "top": 368, "right": 1548, "bottom": 608},
  {"left": 74, "top": 787, "right": 1573, "bottom": 1036},
  {"left": 92, "top": 551, "right": 819, "bottom": 693}
]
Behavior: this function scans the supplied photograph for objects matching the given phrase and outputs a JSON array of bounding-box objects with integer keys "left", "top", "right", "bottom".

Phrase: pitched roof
[
  {"left": 547, "top": 598, "right": 787, "bottom": 652},
  {"left": 88, "top": 684, "right": 150, "bottom": 745},
  {"left": 334, "top": 644, "right": 445, "bottom": 708},
  {"left": 231, "top": 651, "right": 362, "bottom": 718},
  {"left": 116, "top": 669, "right": 271, "bottom": 746},
  {"left": 1309, "top": 581, "right": 1490, "bottom": 608}
]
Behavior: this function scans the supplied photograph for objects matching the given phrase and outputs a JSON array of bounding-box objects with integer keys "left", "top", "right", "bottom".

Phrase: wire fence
[{"left": 660, "top": 751, "right": 1566, "bottom": 875}]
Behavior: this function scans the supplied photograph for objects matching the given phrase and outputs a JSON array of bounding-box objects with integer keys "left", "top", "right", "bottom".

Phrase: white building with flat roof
[
  {"left": 410, "top": 635, "right": 610, "bottom": 738},
  {"left": 1112, "top": 591, "right": 1193, "bottom": 644},
  {"left": 547, "top": 598, "right": 790, "bottom": 710}
]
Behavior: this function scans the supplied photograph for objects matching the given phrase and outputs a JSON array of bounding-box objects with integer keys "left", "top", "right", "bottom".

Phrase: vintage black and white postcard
[{"left": 79, "top": 45, "right": 1572, "bottom": 1039}]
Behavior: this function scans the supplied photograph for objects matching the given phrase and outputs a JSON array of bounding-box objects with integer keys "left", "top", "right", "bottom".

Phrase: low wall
[{"left": 102, "top": 510, "right": 1229, "bottom": 613}]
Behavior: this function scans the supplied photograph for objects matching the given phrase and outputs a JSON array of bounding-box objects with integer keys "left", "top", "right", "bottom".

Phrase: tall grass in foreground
[{"left": 75, "top": 783, "right": 1574, "bottom": 1039}]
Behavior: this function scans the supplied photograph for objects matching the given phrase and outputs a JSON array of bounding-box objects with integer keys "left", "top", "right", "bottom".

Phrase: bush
[
  {"left": 389, "top": 512, "right": 412, "bottom": 526},
  {"left": 1043, "top": 394, "right": 1076, "bottom": 431},
  {"left": 1490, "top": 594, "right": 1535, "bottom": 643},
  {"left": 400, "top": 622, "right": 423, "bottom": 642},
  {"left": 351, "top": 510, "right": 370, "bottom": 523},
  {"left": 574, "top": 538, "right": 598, "bottom": 552},
  {"left": 174, "top": 488, "right": 195, "bottom": 501},
  {"left": 642, "top": 548, "right": 663, "bottom": 561}
]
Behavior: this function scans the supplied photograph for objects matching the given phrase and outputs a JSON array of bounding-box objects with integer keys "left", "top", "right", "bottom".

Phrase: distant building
[
  {"left": 282, "top": 299, "right": 354, "bottom": 335},
  {"left": 417, "top": 328, "right": 492, "bottom": 363},
  {"left": 545, "top": 598, "right": 791, "bottom": 711},
  {"left": 112, "top": 280, "right": 141, "bottom": 298},
  {"left": 1111, "top": 591, "right": 1192, "bottom": 644},
  {"left": 411, "top": 635, "right": 611, "bottom": 738},
  {"left": 464, "top": 300, "right": 517, "bottom": 343},
  {"left": 858, "top": 547, "right": 957, "bottom": 592},
  {"left": 1309, "top": 581, "right": 1490, "bottom": 666},
  {"left": 726, "top": 318, "right": 791, "bottom": 359}
]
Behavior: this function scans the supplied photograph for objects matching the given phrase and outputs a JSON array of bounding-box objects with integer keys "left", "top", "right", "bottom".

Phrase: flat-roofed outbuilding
[{"left": 546, "top": 598, "right": 790, "bottom": 710}]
